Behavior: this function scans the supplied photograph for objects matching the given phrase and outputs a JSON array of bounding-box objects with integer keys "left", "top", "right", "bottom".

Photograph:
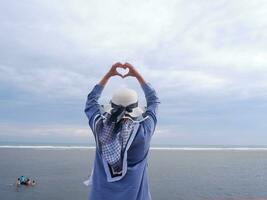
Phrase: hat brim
[{"left": 103, "top": 104, "right": 144, "bottom": 118}]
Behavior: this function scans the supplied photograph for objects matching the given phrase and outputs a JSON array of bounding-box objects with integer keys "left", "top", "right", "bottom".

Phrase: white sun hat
[{"left": 103, "top": 87, "right": 145, "bottom": 121}]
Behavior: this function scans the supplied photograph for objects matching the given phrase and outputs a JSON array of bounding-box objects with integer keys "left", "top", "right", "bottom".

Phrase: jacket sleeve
[
  {"left": 84, "top": 84, "right": 104, "bottom": 134},
  {"left": 141, "top": 82, "right": 161, "bottom": 135}
]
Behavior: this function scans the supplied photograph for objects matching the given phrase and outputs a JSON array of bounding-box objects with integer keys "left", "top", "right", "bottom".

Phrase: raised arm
[
  {"left": 84, "top": 62, "right": 124, "bottom": 132},
  {"left": 141, "top": 82, "right": 160, "bottom": 131},
  {"left": 123, "top": 63, "right": 160, "bottom": 134}
]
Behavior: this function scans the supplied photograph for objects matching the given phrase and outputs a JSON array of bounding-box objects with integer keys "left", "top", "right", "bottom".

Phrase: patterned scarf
[{"left": 98, "top": 114, "right": 136, "bottom": 175}]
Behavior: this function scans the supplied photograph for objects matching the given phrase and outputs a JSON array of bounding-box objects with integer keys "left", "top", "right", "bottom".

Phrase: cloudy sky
[{"left": 0, "top": 0, "right": 267, "bottom": 146}]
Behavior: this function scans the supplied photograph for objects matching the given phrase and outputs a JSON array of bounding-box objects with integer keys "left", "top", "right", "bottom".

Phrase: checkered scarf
[{"left": 98, "top": 114, "right": 135, "bottom": 175}]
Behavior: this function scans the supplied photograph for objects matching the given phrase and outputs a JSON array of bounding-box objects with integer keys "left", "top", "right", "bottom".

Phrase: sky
[{"left": 0, "top": 0, "right": 267, "bottom": 146}]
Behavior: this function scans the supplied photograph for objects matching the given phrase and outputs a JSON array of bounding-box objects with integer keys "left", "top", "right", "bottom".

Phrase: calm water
[{"left": 1, "top": 148, "right": 267, "bottom": 200}]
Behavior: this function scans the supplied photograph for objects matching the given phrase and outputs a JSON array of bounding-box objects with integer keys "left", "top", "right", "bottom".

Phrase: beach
[{"left": 1, "top": 147, "right": 267, "bottom": 200}]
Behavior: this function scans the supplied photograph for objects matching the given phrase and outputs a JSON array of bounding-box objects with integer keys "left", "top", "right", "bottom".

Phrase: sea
[{"left": 1, "top": 143, "right": 267, "bottom": 200}]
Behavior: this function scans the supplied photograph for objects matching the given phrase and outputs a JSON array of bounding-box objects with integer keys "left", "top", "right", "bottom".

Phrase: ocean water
[{"left": 1, "top": 147, "right": 267, "bottom": 200}]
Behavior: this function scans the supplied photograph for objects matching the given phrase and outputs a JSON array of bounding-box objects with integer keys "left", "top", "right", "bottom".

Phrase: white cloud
[
  {"left": 1, "top": 0, "right": 267, "bottom": 145},
  {"left": 0, "top": 65, "right": 92, "bottom": 98},
  {"left": 143, "top": 68, "right": 228, "bottom": 90},
  {"left": 1, "top": 0, "right": 267, "bottom": 100},
  {"left": 0, "top": 122, "right": 94, "bottom": 140},
  {"left": 0, "top": 122, "right": 175, "bottom": 145}
]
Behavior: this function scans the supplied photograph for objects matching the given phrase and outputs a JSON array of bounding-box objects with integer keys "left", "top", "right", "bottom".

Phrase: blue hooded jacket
[{"left": 85, "top": 82, "right": 160, "bottom": 200}]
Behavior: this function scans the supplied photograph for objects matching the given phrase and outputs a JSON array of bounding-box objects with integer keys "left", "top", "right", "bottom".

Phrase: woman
[{"left": 84, "top": 62, "right": 160, "bottom": 200}]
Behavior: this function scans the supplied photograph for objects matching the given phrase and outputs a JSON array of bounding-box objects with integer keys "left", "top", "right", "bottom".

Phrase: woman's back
[{"left": 84, "top": 63, "right": 160, "bottom": 200}]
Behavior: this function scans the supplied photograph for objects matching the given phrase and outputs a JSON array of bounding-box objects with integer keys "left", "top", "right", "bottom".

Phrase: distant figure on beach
[
  {"left": 16, "top": 176, "right": 36, "bottom": 187},
  {"left": 84, "top": 62, "right": 160, "bottom": 200}
]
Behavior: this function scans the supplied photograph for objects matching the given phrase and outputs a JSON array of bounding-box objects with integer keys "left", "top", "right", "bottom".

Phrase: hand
[
  {"left": 99, "top": 62, "right": 126, "bottom": 86},
  {"left": 107, "top": 62, "right": 125, "bottom": 78},
  {"left": 122, "top": 62, "right": 139, "bottom": 78},
  {"left": 99, "top": 62, "right": 145, "bottom": 87}
]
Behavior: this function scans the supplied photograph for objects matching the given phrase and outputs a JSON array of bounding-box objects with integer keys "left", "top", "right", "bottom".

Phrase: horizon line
[{"left": 1, "top": 145, "right": 267, "bottom": 151}]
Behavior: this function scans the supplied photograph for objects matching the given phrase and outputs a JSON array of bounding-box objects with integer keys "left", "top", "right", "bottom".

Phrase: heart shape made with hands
[{"left": 116, "top": 66, "right": 129, "bottom": 78}]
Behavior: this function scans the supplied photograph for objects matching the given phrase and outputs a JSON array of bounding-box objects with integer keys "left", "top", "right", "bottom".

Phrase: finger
[
  {"left": 123, "top": 64, "right": 129, "bottom": 71},
  {"left": 117, "top": 62, "right": 123, "bottom": 67},
  {"left": 124, "top": 62, "right": 133, "bottom": 68},
  {"left": 116, "top": 72, "right": 123, "bottom": 78},
  {"left": 112, "top": 62, "right": 122, "bottom": 68},
  {"left": 122, "top": 64, "right": 128, "bottom": 69},
  {"left": 123, "top": 73, "right": 131, "bottom": 78}
]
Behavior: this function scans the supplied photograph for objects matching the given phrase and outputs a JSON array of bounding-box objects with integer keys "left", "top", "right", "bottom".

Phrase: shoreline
[{"left": 1, "top": 145, "right": 267, "bottom": 151}]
